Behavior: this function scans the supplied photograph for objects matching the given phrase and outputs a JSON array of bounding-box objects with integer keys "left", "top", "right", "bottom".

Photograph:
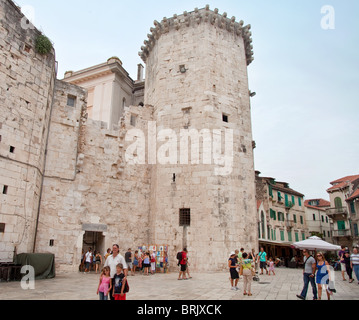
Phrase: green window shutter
[
  {"left": 270, "top": 209, "right": 276, "bottom": 220},
  {"left": 280, "top": 230, "right": 285, "bottom": 241},
  {"left": 295, "top": 232, "right": 299, "bottom": 242},
  {"left": 268, "top": 184, "right": 273, "bottom": 197},
  {"left": 354, "top": 224, "right": 359, "bottom": 237},
  {"left": 277, "top": 191, "right": 282, "bottom": 201},
  {"left": 288, "top": 231, "right": 292, "bottom": 242},
  {"left": 334, "top": 197, "right": 342, "bottom": 209},
  {"left": 337, "top": 220, "right": 345, "bottom": 230},
  {"left": 298, "top": 197, "right": 302, "bottom": 206},
  {"left": 302, "top": 232, "right": 305, "bottom": 240},
  {"left": 300, "top": 216, "right": 304, "bottom": 224},
  {"left": 285, "top": 194, "right": 289, "bottom": 207},
  {"left": 293, "top": 214, "right": 297, "bottom": 223},
  {"left": 292, "top": 195, "right": 295, "bottom": 206}
]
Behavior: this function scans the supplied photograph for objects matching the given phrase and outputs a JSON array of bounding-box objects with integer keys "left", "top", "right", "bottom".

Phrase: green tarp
[{"left": 14, "top": 253, "right": 55, "bottom": 280}]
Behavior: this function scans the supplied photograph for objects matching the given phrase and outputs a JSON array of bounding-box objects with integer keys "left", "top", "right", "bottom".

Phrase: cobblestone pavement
[{"left": 0, "top": 267, "right": 358, "bottom": 300}]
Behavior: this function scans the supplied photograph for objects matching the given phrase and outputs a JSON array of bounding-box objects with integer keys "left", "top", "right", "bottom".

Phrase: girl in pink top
[
  {"left": 268, "top": 257, "right": 276, "bottom": 276},
  {"left": 97, "top": 266, "right": 112, "bottom": 300}
]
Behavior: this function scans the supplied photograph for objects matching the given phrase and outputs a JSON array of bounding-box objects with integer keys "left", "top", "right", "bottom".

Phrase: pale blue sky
[{"left": 16, "top": 0, "right": 359, "bottom": 200}]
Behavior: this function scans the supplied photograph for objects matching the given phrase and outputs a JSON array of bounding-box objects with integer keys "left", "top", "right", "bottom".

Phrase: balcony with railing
[
  {"left": 332, "top": 229, "right": 351, "bottom": 238},
  {"left": 286, "top": 219, "right": 294, "bottom": 229},
  {"left": 325, "top": 207, "right": 348, "bottom": 219}
]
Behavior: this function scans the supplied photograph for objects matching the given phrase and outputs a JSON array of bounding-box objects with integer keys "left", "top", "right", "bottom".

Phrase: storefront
[{"left": 259, "top": 240, "right": 301, "bottom": 267}]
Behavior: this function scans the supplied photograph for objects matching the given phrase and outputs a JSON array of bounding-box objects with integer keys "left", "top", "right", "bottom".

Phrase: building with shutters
[
  {"left": 304, "top": 199, "right": 333, "bottom": 243},
  {"left": 326, "top": 175, "right": 359, "bottom": 248},
  {"left": 255, "top": 171, "right": 308, "bottom": 263}
]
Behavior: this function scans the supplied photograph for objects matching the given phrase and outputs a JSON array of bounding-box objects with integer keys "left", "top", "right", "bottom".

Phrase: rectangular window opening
[
  {"left": 10, "top": 146, "right": 15, "bottom": 153},
  {"left": 179, "top": 208, "right": 191, "bottom": 227},
  {"left": 130, "top": 114, "right": 137, "bottom": 127},
  {"left": 67, "top": 95, "right": 76, "bottom": 107},
  {"left": 3, "top": 185, "right": 8, "bottom": 195},
  {"left": 222, "top": 113, "right": 229, "bottom": 123},
  {"left": 0, "top": 223, "right": 5, "bottom": 233}
]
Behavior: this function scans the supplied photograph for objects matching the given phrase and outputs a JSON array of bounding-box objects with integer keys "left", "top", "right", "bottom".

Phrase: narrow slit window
[
  {"left": 222, "top": 113, "right": 229, "bottom": 123},
  {"left": 0, "top": 223, "right": 5, "bottom": 233},
  {"left": 2, "top": 185, "right": 8, "bottom": 195},
  {"left": 130, "top": 114, "right": 137, "bottom": 127}
]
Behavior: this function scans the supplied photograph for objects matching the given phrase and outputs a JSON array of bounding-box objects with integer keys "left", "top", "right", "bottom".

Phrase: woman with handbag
[
  {"left": 315, "top": 252, "right": 333, "bottom": 300},
  {"left": 240, "top": 252, "right": 254, "bottom": 296}
]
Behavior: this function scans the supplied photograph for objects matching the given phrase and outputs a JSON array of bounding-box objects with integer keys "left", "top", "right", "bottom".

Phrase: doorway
[{"left": 82, "top": 231, "right": 105, "bottom": 257}]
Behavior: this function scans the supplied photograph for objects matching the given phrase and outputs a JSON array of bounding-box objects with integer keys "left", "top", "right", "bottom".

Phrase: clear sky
[{"left": 15, "top": 0, "right": 359, "bottom": 200}]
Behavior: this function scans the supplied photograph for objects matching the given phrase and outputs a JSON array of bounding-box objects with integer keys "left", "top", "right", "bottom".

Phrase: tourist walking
[
  {"left": 343, "top": 250, "right": 354, "bottom": 283},
  {"left": 143, "top": 252, "right": 151, "bottom": 276},
  {"left": 104, "top": 244, "right": 128, "bottom": 300},
  {"left": 228, "top": 251, "right": 239, "bottom": 291},
  {"left": 125, "top": 248, "right": 133, "bottom": 276},
  {"left": 97, "top": 266, "right": 111, "bottom": 300},
  {"left": 83, "top": 248, "right": 92, "bottom": 274},
  {"left": 94, "top": 251, "right": 102, "bottom": 274},
  {"left": 296, "top": 249, "right": 318, "bottom": 300},
  {"left": 133, "top": 250, "right": 139, "bottom": 275},
  {"left": 150, "top": 250, "right": 156, "bottom": 275},
  {"left": 240, "top": 252, "right": 254, "bottom": 296},
  {"left": 351, "top": 247, "right": 359, "bottom": 284},
  {"left": 258, "top": 247, "right": 268, "bottom": 275},
  {"left": 268, "top": 257, "right": 275, "bottom": 276},
  {"left": 338, "top": 245, "right": 347, "bottom": 281},
  {"left": 178, "top": 248, "right": 188, "bottom": 280},
  {"left": 315, "top": 252, "right": 332, "bottom": 300},
  {"left": 112, "top": 264, "right": 128, "bottom": 300}
]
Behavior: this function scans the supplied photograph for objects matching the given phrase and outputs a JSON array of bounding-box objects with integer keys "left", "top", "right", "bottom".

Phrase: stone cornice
[
  {"left": 63, "top": 60, "right": 135, "bottom": 88},
  {"left": 139, "top": 5, "right": 254, "bottom": 66}
]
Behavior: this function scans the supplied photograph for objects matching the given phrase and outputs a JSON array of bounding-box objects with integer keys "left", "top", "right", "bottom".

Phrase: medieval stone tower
[
  {"left": 0, "top": 1, "right": 258, "bottom": 272},
  {"left": 140, "top": 6, "right": 258, "bottom": 271}
]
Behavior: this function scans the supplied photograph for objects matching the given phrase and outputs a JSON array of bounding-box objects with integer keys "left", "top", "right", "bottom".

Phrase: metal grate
[{"left": 179, "top": 208, "right": 191, "bottom": 227}]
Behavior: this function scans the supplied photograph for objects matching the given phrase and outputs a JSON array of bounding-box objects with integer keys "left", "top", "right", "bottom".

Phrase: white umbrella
[{"left": 291, "top": 236, "right": 341, "bottom": 251}]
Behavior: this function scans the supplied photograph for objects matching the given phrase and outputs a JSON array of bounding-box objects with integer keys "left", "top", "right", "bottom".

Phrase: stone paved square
[{"left": 0, "top": 267, "right": 358, "bottom": 300}]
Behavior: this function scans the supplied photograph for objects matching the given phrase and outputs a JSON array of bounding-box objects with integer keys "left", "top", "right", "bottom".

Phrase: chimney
[{"left": 137, "top": 63, "right": 144, "bottom": 82}]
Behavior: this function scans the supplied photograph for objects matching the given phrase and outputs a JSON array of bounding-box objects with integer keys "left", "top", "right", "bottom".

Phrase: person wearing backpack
[
  {"left": 296, "top": 249, "right": 318, "bottom": 300},
  {"left": 178, "top": 248, "right": 188, "bottom": 280}
]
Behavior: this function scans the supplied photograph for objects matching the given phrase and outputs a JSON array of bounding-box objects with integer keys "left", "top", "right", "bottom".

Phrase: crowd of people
[
  {"left": 296, "top": 246, "right": 359, "bottom": 300},
  {"left": 81, "top": 245, "right": 169, "bottom": 300},
  {"left": 227, "top": 247, "right": 277, "bottom": 296},
  {"left": 81, "top": 244, "right": 359, "bottom": 301}
]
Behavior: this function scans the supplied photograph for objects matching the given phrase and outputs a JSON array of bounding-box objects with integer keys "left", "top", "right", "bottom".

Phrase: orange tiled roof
[
  {"left": 327, "top": 175, "right": 359, "bottom": 192},
  {"left": 304, "top": 199, "right": 330, "bottom": 211},
  {"left": 346, "top": 189, "right": 359, "bottom": 202}
]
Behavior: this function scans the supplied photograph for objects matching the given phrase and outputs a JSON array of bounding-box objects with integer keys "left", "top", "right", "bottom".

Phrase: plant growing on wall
[{"left": 35, "top": 35, "right": 53, "bottom": 55}]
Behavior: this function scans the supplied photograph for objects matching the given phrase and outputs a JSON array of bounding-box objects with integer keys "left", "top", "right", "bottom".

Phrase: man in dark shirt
[{"left": 125, "top": 248, "right": 133, "bottom": 276}]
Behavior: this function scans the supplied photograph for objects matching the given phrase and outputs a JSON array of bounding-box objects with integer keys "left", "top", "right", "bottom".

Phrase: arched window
[{"left": 334, "top": 197, "right": 342, "bottom": 209}]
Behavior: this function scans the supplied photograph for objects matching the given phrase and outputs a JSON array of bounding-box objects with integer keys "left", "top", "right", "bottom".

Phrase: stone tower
[{"left": 139, "top": 5, "right": 258, "bottom": 271}]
